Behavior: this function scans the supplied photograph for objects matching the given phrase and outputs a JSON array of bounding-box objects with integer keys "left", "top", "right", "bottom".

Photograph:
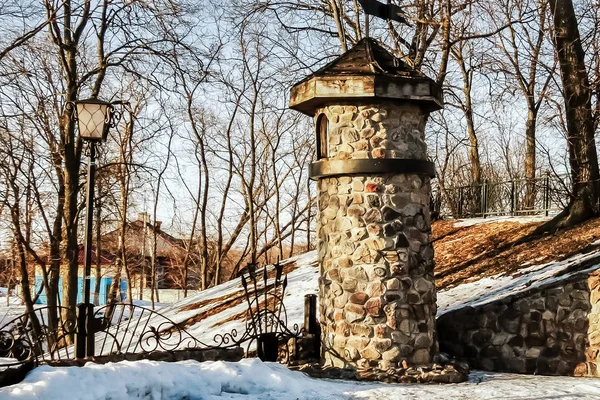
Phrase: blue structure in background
[{"left": 34, "top": 276, "right": 127, "bottom": 305}]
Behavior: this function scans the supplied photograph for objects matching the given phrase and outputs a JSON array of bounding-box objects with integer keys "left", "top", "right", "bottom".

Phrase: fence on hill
[{"left": 432, "top": 173, "right": 572, "bottom": 219}]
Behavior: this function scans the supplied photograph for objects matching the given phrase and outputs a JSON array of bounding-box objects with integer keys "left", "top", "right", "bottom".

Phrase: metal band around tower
[{"left": 309, "top": 159, "right": 435, "bottom": 180}]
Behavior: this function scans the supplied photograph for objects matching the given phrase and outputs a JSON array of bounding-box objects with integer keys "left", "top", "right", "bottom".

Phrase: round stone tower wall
[
  {"left": 319, "top": 103, "right": 427, "bottom": 161},
  {"left": 316, "top": 102, "right": 437, "bottom": 370}
]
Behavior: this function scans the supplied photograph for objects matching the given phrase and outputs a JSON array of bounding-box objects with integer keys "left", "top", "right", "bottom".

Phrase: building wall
[
  {"left": 438, "top": 270, "right": 600, "bottom": 376},
  {"left": 34, "top": 276, "right": 127, "bottom": 305}
]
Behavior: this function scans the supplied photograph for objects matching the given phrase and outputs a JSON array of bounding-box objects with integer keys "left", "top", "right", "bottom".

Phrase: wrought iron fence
[
  {"left": 433, "top": 174, "right": 571, "bottom": 219},
  {"left": 0, "top": 303, "right": 209, "bottom": 368},
  {"left": 0, "top": 306, "right": 78, "bottom": 367},
  {"left": 0, "top": 262, "right": 317, "bottom": 380},
  {"left": 215, "top": 262, "right": 306, "bottom": 362}
]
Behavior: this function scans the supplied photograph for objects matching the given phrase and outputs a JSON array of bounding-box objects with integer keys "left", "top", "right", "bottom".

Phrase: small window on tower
[{"left": 316, "top": 113, "right": 328, "bottom": 159}]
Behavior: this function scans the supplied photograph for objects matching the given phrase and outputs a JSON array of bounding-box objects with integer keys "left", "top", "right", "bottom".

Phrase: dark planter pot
[
  {"left": 257, "top": 332, "right": 279, "bottom": 362},
  {"left": 0, "top": 361, "right": 35, "bottom": 388}
]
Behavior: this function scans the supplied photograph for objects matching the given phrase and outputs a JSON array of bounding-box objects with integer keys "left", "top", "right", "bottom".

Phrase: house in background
[
  {"left": 34, "top": 244, "right": 127, "bottom": 305},
  {"left": 34, "top": 212, "right": 193, "bottom": 305},
  {"left": 102, "top": 212, "right": 197, "bottom": 296}
]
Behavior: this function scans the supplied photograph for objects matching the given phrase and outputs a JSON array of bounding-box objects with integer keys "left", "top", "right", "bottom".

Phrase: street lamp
[
  {"left": 72, "top": 98, "right": 115, "bottom": 358},
  {"left": 76, "top": 98, "right": 113, "bottom": 308}
]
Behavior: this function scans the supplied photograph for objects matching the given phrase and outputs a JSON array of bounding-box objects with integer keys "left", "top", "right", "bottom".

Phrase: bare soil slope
[{"left": 433, "top": 217, "right": 600, "bottom": 289}]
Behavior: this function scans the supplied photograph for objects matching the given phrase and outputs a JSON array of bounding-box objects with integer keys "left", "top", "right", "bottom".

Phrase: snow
[
  {"left": 131, "top": 250, "right": 320, "bottom": 351},
  {"left": 2, "top": 358, "right": 600, "bottom": 400},
  {"left": 186, "top": 251, "right": 319, "bottom": 348},
  {"left": 130, "top": 300, "right": 166, "bottom": 310},
  {"left": 0, "top": 288, "right": 25, "bottom": 327},
  {"left": 6, "top": 218, "right": 600, "bottom": 398},
  {"left": 453, "top": 215, "right": 551, "bottom": 227},
  {"left": 0, "top": 358, "right": 20, "bottom": 372}
]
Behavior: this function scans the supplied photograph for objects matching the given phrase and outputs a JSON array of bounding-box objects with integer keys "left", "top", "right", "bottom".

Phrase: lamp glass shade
[{"left": 76, "top": 100, "right": 111, "bottom": 141}]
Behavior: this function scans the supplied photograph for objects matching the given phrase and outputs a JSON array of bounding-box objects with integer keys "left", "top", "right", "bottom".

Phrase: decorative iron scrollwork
[
  {"left": 90, "top": 304, "right": 208, "bottom": 356},
  {"left": 0, "top": 306, "right": 79, "bottom": 367},
  {"left": 0, "top": 261, "right": 313, "bottom": 375},
  {"left": 216, "top": 262, "right": 304, "bottom": 362}
]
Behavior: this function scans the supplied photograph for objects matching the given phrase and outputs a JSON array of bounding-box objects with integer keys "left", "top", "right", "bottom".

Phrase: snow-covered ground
[
  {"left": 2, "top": 358, "right": 600, "bottom": 400},
  {"left": 452, "top": 215, "right": 551, "bottom": 227},
  {"left": 0, "top": 289, "right": 26, "bottom": 328}
]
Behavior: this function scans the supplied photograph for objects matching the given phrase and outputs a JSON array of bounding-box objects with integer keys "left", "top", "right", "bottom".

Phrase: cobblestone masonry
[
  {"left": 316, "top": 102, "right": 438, "bottom": 369},
  {"left": 318, "top": 103, "right": 427, "bottom": 161},
  {"left": 438, "top": 270, "right": 600, "bottom": 376}
]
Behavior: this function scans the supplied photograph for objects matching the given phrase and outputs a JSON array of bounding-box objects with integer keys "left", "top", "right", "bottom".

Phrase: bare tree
[
  {"left": 534, "top": 0, "right": 600, "bottom": 232},
  {"left": 486, "top": 0, "right": 555, "bottom": 209}
]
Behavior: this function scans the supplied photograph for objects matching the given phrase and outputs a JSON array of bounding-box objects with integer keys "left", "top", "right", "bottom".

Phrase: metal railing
[
  {"left": 0, "top": 262, "right": 319, "bottom": 384},
  {"left": 433, "top": 174, "right": 571, "bottom": 219}
]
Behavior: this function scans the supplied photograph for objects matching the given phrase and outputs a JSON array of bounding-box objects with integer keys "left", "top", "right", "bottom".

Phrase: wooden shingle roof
[
  {"left": 306, "top": 38, "right": 424, "bottom": 79},
  {"left": 289, "top": 38, "right": 442, "bottom": 115}
]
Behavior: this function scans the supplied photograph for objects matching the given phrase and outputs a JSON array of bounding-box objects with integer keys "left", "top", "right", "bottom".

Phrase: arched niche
[{"left": 316, "top": 113, "right": 328, "bottom": 159}]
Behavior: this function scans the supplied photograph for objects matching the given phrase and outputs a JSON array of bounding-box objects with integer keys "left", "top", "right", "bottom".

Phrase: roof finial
[{"left": 358, "top": 0, "right": 410, "bottom": 39}]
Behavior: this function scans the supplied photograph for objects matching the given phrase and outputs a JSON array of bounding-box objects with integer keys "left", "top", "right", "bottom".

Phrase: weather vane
[{"left": 357, "top": 0, "right": 410, "bottom": 37}]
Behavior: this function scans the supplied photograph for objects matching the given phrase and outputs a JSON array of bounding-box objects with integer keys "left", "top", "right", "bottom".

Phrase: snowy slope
[
  {"left": 136, "top": 242, "right": 600, "bottom": 353},
  {"left": 437, "top": 248, "right": 600, "bottom": 315},
  {"left": 95, "top": 216, "right": 600, "bottom": 354},
  {"left": 452, "top": 215, "right": 551, "bottom": 228},
  {"left": 161, "top": 250, "right": 320, "bottom": 348}
]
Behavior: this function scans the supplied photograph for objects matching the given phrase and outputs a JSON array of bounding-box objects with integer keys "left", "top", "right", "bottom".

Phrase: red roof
[{"left": 76, "top": 244, "right": 117, "bottom": 265}]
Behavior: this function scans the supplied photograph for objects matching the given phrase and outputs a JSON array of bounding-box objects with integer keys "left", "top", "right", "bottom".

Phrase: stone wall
[
  {"left": 438, "top": 270, "right": 600, "bottom": 376},
  {"left": 316, "top": 102, "right": 426, "bottom": 161},
  {"left": 317, "top": 170, "right": 437, "bottom": 369}
]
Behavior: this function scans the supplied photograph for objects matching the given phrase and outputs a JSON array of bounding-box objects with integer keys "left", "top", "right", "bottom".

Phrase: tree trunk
[
  {"left": 118, "top": 190, "right": 129, "bottom": 305},
  {"left": 524, "top": 108, "right": 537, "bottom": 211},
  {"left": 466, "top": 110, "right": 481, "bottom": 186},
  {"left": 455, "top": 51, "right": 482, "bottom": 187},
  {"left": 61, "top": 17, "right": 84, "bottom": 324},
  {"left": 534, "top": 0, "right": 600, "bottom": 234}
]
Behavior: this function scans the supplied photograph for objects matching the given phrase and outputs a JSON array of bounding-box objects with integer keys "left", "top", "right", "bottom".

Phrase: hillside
[
  {"left": 133, "top": 215, "right": 600, "bottom": 351},
  {"left": 434, "top": 216, "right": 600, "bottom": 289},
  {"left": 6, "top": 215, "right": 600, "bottom": 398}
]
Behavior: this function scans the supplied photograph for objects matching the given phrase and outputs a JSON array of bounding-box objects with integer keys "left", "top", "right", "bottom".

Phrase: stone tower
[{"left": 290, "top": 38, "right": 443, "bottom": 371}]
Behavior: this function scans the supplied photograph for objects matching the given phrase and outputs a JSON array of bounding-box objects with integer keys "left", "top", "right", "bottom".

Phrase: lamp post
[
  {"left": 73, "top": 98, "right": 113, "bottom": 358},
  {"left": 76, "top": 99, "right": 112, "bottom": 306}
]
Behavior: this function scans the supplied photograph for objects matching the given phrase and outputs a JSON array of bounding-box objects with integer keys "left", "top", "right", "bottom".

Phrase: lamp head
[{"left": 75, "top": 98, "right": 112, "bottom": 142}]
